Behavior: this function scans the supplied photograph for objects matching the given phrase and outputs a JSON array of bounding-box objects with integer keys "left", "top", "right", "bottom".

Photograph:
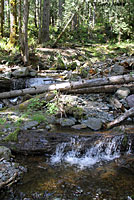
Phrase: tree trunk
[
  {"left": 18, "top": 0, "right": 22, "bottom": 41},
  {"left": 8, "top": 0, "right": 17, "bottom": 46},
  {"left": 34, "top": 0, "right": 38, "bottom": 29},
  {"left": 7, "top": 0, "right": 10, "bottom": 31},
  {"left": 41, "top": 0, "right": 50, "bottom": 43},
  {"left": 38, "top": 0, "right": 42, "bottom": 43},
  {"left": 21, "top": 0, "right": 29, "bottom": 65},
  {"left": 0, "top": 0, "right": 4, "bottom": 37},
  {"left": 58, "top": 0, "right": 63, "bottom": 26}
]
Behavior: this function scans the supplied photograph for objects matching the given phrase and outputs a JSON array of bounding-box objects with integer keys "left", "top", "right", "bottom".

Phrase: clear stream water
[{"left": 1, "top": 135, "right": 134, "bottom": 200}]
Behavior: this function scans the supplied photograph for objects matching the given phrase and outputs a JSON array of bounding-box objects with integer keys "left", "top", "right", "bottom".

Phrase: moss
[{"left": 3, "top": 128, "right": 20, "bottom": 142}]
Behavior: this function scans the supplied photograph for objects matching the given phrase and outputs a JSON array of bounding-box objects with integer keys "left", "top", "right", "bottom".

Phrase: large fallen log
[
  {"left": 68, "top": 83, "right": 134, "bottom": 94},
  {"left": 106, "top": 107, "right": 134, "bottom": 129},
  {"left": 0, "top": 74, "right": 134, "bottom": 98}
]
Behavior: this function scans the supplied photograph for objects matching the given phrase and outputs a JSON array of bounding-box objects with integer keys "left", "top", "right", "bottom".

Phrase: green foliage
[
  {"left": 0, "top": 118, "right": 6, "bottom": 125},
  {"left": 28, "top": 98, "right": 46, "bottom": 111},
  {"left": 31, "top": 113, "right": 46, "bottom": 123},
  {"left": 46, "top": 102, "right": 59, "bottom": 115}
]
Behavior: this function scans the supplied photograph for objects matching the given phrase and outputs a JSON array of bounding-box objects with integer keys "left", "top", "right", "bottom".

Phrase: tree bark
[
  {"left": 18, "top": 0, "right": 22, "bottom": 41},
  {"left": 8, "top": 0, "right": 17, "bottom": 46},
  {"left": 41, "top": 0, "right": 50, "bottom": 43},
  {"left": 21, "top": 0, "right": 29, "bottom": 65},
  {"left": 38, "top": 0, "right": 42, "bottom": 43},
  {"left": 0, "top": 0, "right": 4, "bottom": 37}
]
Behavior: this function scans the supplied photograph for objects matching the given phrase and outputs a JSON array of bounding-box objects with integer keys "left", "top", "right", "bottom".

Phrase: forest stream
[{"left": 1, "top": 131, "right": 134, "bottom": 200}]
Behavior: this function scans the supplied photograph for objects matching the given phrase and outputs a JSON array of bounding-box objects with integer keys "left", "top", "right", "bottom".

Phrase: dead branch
[{"left": 106, "top": 107, "right": 134, "bottom": 129}]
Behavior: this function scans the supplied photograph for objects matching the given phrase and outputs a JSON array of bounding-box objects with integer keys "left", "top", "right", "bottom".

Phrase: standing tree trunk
[
  {"left": 7, "top": 0, "right": 10, "bottom": 31},
  {"left": 41, "top": 0, "right": 50, "bottom": 43},
  {"left": 34, "top": 0, "right": 38, "bottom": 29},
  {"left": 38, "top": 0, "right": 42, "bottom": 43},
  {"left": 18, "top": 0, "right": 22, "bottom": 41},
  {"left": 0, "top": 0, "right": 4, "bottom": 37},
  {"left": 8, "top": 0, "right": 17, "bottom": 46},
  {"left": 58, "top": 0, "right": 63, "bottom": 26},
  {"left": 21, "top": 0, "right": 29, "bottom": 65}
]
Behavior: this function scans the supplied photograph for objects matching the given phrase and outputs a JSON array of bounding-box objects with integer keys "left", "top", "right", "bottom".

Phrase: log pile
[{"left": 0, "top": 74, "right": 134, "bottom": 98}]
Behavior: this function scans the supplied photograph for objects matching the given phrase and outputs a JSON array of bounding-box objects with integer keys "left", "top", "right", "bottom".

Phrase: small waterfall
[{"left": 50, "top": 135, "right": 132, "bottom": 169}]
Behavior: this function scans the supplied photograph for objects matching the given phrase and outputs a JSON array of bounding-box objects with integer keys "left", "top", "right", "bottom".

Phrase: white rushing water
[{"left": 50, "top": 136, "right": 132, "bottom": 169}]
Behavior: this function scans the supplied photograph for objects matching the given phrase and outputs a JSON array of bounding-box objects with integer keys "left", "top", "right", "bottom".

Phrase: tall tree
[
  {"left": 9, "top": 0, "right": 17, "bottom": 46},
  {"left": 21, "top": 0, "right": 29, "bottom": 65},
  {"left": 0, "top": 0, "right": 4, "bottom": 37},
  {"left": 41, "top": 0, "right": 50, "bottom": 43}
]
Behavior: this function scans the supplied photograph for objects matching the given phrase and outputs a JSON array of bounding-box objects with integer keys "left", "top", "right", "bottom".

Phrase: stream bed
[{"left": 1, "top": 134, "right": 134, "bottom": 200}]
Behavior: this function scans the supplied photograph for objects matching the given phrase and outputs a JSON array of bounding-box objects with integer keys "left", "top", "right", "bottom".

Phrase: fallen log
[
  {"left": 106, "top": 107, "right": 134, "bottom": 129},
  {"left": 68, "top": 83, "right": 134, "bottom": 94},
  {"left": 0, "top": 74, "right": 134, "bottom": 98}
]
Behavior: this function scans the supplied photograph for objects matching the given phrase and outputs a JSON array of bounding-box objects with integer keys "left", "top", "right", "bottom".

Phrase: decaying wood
[
  {"left": 68, "top": 83, "right": 134, "bottom": 94},
  {"left": 106, "top": 107, "right": 134, "bottom": 129},
  {"left": 0, "top": 74, "right": 134, "bottom": 98},
  {"left": 13, "top": 92, "right": 56, "bottom": 110}
]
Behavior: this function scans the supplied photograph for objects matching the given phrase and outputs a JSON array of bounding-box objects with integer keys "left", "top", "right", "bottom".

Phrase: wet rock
[
  {"left": 81, "top": 117, "right": 102, "bottom": 130},
  {"left": 0, "top": 146, "right": 12, "bottom": 160},
  {"left": 115, "top": 87, "right": 130, "bottom": 99},
  {"left": 12, "top": 67, "right": 29, "bottom": 78},
  {"left": 72, "top": 124, "right": 87, "bottom": 130},
  {"left": 57, "top": 118, "right": 76, "bottom": 127},
  {"left": 126, "top": 95, "right": 134, "bottom": 108}
]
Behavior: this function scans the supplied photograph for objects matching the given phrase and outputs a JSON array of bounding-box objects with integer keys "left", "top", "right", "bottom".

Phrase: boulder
[
  {"left": 12, "top": 67, "right": 29, "bottom": 78},
  {"left": 81, "top": 117, "right": 102, "bottom": 131}
]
